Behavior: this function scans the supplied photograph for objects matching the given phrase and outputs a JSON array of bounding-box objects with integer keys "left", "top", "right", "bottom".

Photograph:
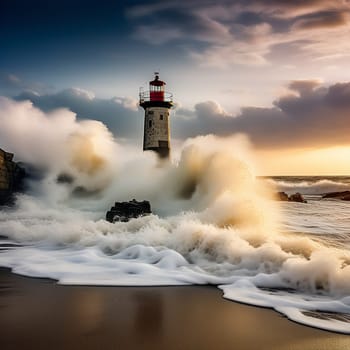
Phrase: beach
[{"left": 0, "top": 268, "right": 349, "bottom": 350}]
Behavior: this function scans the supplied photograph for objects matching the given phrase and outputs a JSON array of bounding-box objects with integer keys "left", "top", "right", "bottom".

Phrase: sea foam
[{"left": 0, "top": 97, "right": 350, "bottom": 334}]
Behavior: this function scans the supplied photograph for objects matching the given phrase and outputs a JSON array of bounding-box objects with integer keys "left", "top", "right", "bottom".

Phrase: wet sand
[{"left": 0, "top": 268, "right": 349, "bottom": 350}]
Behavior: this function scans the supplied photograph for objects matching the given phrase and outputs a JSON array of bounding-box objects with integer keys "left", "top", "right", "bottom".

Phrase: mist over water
[{"left": 0, "top": 97, "right": 350, "bottom": 334}]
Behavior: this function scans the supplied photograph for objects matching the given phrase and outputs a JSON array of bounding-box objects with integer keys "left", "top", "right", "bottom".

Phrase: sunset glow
[
  {"left": 1, "top": 0, "right": 350, "bottom": 175},
  {"left": 257, "top": 146, "right": 350, "bottom": 175}
]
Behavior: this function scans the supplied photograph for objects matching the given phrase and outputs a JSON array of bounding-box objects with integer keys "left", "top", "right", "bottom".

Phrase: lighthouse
[{"left": 139, "top": 73, "right": 173, "bottom": 158}]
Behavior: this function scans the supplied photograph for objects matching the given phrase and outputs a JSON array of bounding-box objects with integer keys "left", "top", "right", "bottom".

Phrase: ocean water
[
  {"left": 1, "top": 174, "right": 350, "bottom": 334},
  {"left": 0, "top": 98, "right": 350, "bottom": 334}
]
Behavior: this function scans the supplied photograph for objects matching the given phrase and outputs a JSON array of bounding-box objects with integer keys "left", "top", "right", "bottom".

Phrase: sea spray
[{"left": 0, "top": 97, "right": 350, "bottom": 334}]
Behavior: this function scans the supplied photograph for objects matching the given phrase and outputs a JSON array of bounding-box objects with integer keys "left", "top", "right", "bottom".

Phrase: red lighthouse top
[
  {"left": 139, "top": 73, "right": 173, "bottom": 109},
  {"left": 150, "top": 73, "right": 165, "bottom": 101},
  {"left": 150, "top": 73, "right": 165, "bottom": 86}
]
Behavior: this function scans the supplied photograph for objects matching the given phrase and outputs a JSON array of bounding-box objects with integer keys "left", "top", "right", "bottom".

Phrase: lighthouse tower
[{"left": 139, "top": 73, "right": 173, "bottom": 158}]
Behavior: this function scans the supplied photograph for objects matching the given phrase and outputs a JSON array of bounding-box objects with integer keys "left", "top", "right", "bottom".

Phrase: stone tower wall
[{"left": 143, "top": 107, "right": 170, "bottom": 150}]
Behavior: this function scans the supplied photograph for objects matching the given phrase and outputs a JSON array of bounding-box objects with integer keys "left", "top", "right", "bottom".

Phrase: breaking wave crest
[
  {"left": 0, "top": 97, "right": 350, "bottom": 334},
  {"left": 268, "top": 178, "right": 350, "bottom": 195}
]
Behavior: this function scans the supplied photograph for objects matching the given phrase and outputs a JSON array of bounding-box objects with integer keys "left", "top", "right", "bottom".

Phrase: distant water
[
  {"left": 0, "top": 173, "right": 350, "bottom": 334},
  {"left": 266, "top": 175, "right": 350, "bottom": 195},
  {"left": 267, "top": 176, "right": 350, "bottom": 246}
]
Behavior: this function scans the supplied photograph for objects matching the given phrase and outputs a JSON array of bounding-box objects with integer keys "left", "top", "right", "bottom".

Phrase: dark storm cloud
[
  {"left": 128, "top": 0, "right": 350, "bottom": 30},
  {"left": 173, "top": 80, "right": 350, "bottom": 148},
  {"left": 127, "top": 0, "right": 350, "bottom": 66},
  {"left": 325, "top": 83, "right": 350, "bottom": 107},
  {"left": 2, "top": 0, "right": 350, "bottom": 77},
  {"left": 131, "top": 6, "right": 230, "bottom": 44},
  {"left": 248, "top": 0, "right": 339, "bottom": 12},
  {"left": 15, "top": 80, "right": 350, "bottom": 149},
  {"left": 293, "top": 11, "right": 348, "bottom": 30},
  {"left": 15, "top": 89, "right": 141, "bottom": 139}
]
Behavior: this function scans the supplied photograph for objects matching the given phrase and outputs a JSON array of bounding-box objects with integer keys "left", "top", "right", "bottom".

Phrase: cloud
[
  {"left": 246, "top": 0, "right": 348, "bottom": 18},
  {"left": 293, "top": 11, "right": 349, "bottom": 30},
  {"left": 133, "top": 26, "right": 183, "bottom": 45},
  {"left": 325, "top": 82, "right": 350, "bottom": 106},
  {"left": 288, "top": 79, "right": 323, "bottom": 95},
  {"left": 15, "top": 88, "right": 141, "bottom": 140},
  {"left": 0, "top": 73, "right": 53, "bottom": 95},
  {"left": 2, "top": 74, "right": 21, "bottom": 87},
  {"left": 13, "top": 80, "right": 350, "bottom": 150},
  {"left": 126, "top": 0, "right": 350, "bottom": 66},
  {"left": 130, "top": 7, "right": 231, "bottom": 45},
  {"left": 173, "top": 80, "right": 350, "bottom": 149},
  {"left": 0, "top": 74, "right": 24, "bottom": 95}
]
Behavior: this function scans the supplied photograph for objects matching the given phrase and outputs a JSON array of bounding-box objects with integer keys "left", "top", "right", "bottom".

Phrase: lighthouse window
[
  {"left": 148, "top": 120, "right": 152, "bottom": 128},
  {"left": 148, "top": 111, "right": 154, "bottom": 115},
  {"left": 160, "top": 114, "right": 164, "bottom": 120}
]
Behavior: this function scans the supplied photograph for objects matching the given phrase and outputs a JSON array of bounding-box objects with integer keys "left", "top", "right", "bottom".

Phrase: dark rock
[
  {"left": 106, "top": 199, "right": 152, "bottom": 223},
  {"left": 275, "top": 191, "right": 307, "bottom": 203},
  {"left": 322, "top": 191, "right": 350, "bottom": 200},
  {"left": 0, "top": 148, "right": 26, "bottom": 206},
  {"left": 289, "top": 192, "right": 307, "bottom": 203},
  {"left": 343, "top": 194, "right": 350, "bottom": 201},
  {"left": 276, "top": 191, "right": 289, "bottom": 201}
]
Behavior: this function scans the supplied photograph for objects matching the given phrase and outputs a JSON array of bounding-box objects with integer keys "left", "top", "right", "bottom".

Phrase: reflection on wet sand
[
  {"left": 132, "top": 291, "right": 164, "bottom": 336},
  {"left": 0, "top": 268, "right": 350, "bottom": 350}
]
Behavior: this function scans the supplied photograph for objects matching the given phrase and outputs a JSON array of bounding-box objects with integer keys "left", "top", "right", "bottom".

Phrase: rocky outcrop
[
  {"left": 276, "top": 191, "right": 289, "bottom": 201},
  {"left": 0, "top": 148, "right": 25, "bottom": 205},
  {"left": 322, "top": 191, "right": 350, "bottom": 201},
  {"left": 289, "top": 192, "right": 307, "bottom": 203},
  {"left": 276, "top": 191, "right": 307, "bottom": 203},
  {"left": 106, "top": 199, "right": 152, "bottom": 223}
]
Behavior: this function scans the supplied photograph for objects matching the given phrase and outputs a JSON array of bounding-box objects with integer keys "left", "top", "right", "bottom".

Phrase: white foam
[
  {"left": 0, "top": 98, "right": 350, "bottom": 334},
  {"left": 221, "top": 281, "right": 350, "bottom": 334},
  {"left": 1, "top": 198, "right": 350, "bottom": 334}
]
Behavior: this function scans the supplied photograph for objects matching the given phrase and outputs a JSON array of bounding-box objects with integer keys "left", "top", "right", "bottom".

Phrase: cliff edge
[{"left": 0, "top": 148, "right": 25, "bottom": 205}]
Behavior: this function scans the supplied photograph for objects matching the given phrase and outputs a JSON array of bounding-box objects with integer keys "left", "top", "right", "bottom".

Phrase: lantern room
[
  {"left": 139, "top": 73, "right": 173, "bottom": 109},
  {"left": 150, "top": 73, "right": 165, "bottom": 101}
]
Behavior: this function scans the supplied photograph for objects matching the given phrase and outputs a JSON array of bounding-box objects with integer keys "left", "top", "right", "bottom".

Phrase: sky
[{"left": 1, "top": 0, "right": 350, "bottom": 175}]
